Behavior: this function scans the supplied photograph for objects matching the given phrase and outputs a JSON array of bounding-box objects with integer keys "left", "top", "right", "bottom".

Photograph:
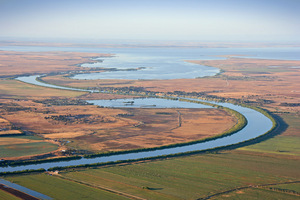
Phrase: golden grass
[
  {"left": 0, "top": 130, "right": 22, "bottom": 135},
  {"left": 0, "top": 79, "right": 85, "bottom": 99},
  {"left": 0, "top": 51, "right": 111, "bottom": 77},
  {"left": 45, "top": 131, "right": 89, "bottom": 139},
  {"left": 0, "top": 138, "right": 41, "bottom": 146},
  {"left": 66, "top": 108, "right": 236, "bottom": 152},
  {"left": 2, "top": 103, "right": 132, "bottom": 136},
  {"left": 172, "top": 109, "right": 235, "bottom": 138}
]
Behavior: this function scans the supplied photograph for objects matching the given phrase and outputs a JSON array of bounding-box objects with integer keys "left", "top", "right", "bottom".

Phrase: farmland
[
  {"left": 1, "top": 111, "right": 299, "bottom": 199},
  {"left": 0, "top": 51, "right": 111, "bottom": 77},
  {"left": 0, "top": 49, "right": 299, "bottom": 199},
  {"left": 0, "top": 189, "right": 20, "bottom": 200},
  {"left": 3, "top": 146, "right": 299, "bottom": 199},
  {"left": 4, "top": 173, "right": 130, "bottom": 200},
  {"left": 0, "top": 135, "right": 58, "bottom": 159}
]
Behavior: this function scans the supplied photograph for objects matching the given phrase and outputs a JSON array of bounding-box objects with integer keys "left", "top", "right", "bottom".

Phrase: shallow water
[
  {"left": 88, "top": 98, "right": 213, "bottom": 109},
  {"left": 3, "top": 46, "right": 300, "bottom": 80},
  {"left": 75, "top": 52, "right": 220, "bottom": 80}
]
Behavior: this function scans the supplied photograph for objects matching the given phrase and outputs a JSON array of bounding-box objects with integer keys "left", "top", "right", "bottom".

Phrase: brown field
[
  {"left": 70, "top": 108, "right": 235, "bottom": 151},
  {"left": 188, "top": 58, "right": 300, "bottom": 112},
  {"left": 0, "top": 117, "right": 22, "bottom": 135},
  {"left": 0, "top": 138, "right": 42, "bottom": 146},
  {"left": 0, "top": 99, "right": 132, "bottom": 135},
  {"left": 0, "top": 51, "right": 111, "bottom": 77},
  {"left": 0, "top": 97, "right": 236, "bottom": 152},
  {"left": 0, "top": 79, "right": 85, "bottom": 99}
]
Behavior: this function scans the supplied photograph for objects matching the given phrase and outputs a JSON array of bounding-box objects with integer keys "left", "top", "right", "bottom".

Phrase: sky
[{"left": 0, "top": 0, "right": 299, "bottom": 43}]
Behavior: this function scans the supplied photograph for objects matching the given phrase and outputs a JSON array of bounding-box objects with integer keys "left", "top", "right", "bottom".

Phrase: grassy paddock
[
  {"left": 273, "top": 183, "right": 300, "bottom": 193},
  {"left": 0, "top": 189, "right": 20, "bottom": 200},
  {"left": 239, "top": 136, "right": 300, "bottom": 156},
  {"left": 212, "top": 187, "right": 300, "bottom": 200},
  {"left": 0, "top": 79, "right": 84, "bottom": 98},
  {"left": 0, "top": 135, "right": 58, "bottom": 158},
  {"left": 37, "top": 151, "right": 299, "bottom": 200},
  {"left": 239, "top": 112, "right": 299, "bottom": 156},
  {"left": 3, "top": 149, "right": 299, "bottom": 199},
  {"left": 4, "top": 173, "right": 129, "bottom": 200},
  {"left": 0, "top": 142, "right": 58, "bottom": 158}
]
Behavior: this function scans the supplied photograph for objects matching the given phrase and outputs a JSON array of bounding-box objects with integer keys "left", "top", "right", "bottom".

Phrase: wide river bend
[{"left": 1, "top": 75, "right": 273, "bottom": 172}]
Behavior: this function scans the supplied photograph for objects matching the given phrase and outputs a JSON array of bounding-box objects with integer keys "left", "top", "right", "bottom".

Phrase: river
[
  {"left": 0, "top": 46, "right": 283, "bottom": 172},
  {"left": 0, "top": 94, "right": 273, "bottom": 172}
]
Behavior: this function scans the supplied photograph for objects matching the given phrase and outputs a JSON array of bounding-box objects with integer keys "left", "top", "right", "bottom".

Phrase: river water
[
  {"left": 0, "top": 96, "right": 273, "bottom": 172},
  {"left": 0, "top": 45, "right": 288, "bottom": 172}
]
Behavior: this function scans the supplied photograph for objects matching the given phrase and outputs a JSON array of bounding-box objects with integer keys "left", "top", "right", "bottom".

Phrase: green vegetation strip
[
  {"left": 0, "top": 169, "right": 46, "bottom": 176},
  {"left": 0, "top": 142, "right": 58, "bottom": 159},
  {"left": 0, "top": 156, "right": 82, "bottom": 167}
]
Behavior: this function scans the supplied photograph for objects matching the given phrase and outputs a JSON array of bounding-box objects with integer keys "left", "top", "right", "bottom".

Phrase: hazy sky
[{"left": 0, "top": 0, "right": 299, "bottom": 42}]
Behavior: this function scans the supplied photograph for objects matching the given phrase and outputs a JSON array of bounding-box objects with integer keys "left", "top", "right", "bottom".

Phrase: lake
[{"left": 2, "top": 46, "right": 300, "bottom": 80}]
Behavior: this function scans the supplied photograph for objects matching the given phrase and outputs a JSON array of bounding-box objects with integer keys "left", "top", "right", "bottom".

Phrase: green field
[
  {"left": 4, "top": 150, "right": 299, "bottom": 200},
  {"left": 213, "top": 188, "right": 300, "bottom": 200},
  {"left": 0, "top": 189, "right": 20, "bottom": 200},
  {"left": 4, "top": 174, "right": 130, "bottom": 200},
  {"left": 279, "top": 113, "right": 300, "bottom": 135},
  {"left": 239, "top": 136, "right": 300, "bottom": 156},
  {"left": 0, "top": 81, "right": 299, "bottom": 199},
  {"left": 239, "top": 113, "right": 300, "bottom": 156},
  {"left": 0, "top": 135, "right": 58, "bottom": 158},
  {"left": 274, "top": 183, "right": 300, "bottom": 193},
  {"left": 2, "top": 111, "right": 299, "bottom": 199},
  {"left": 0, "top": 79, "right": 84, "bottom": 99}
]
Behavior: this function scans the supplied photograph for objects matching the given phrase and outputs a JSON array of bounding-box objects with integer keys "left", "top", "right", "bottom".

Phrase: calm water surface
[
  {"left": 88, "top": 98, "right": 213, "bottom": 109},
  {"left": 16, "top": 75, "right": 93, "bottom": 92},
  {"left": 2, "top": 46, "right": 300, "bottom": 79}
]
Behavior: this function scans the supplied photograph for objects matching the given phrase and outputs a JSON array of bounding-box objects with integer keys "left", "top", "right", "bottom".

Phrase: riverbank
[{"left": 0, "top": 92, "right": 274, "bottom": 173}]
